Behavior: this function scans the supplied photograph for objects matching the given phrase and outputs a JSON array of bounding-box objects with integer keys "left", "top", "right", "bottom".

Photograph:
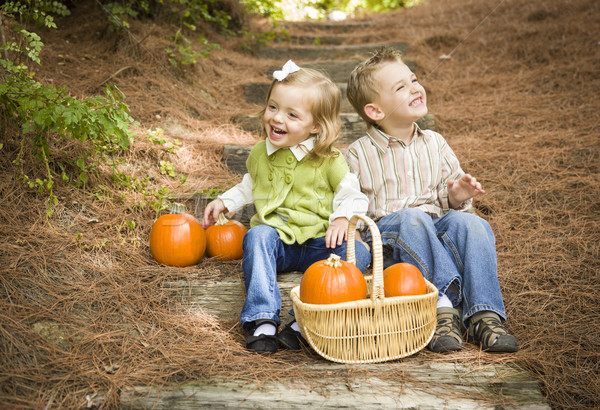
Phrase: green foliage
[
  {"left": 164, "top": 29, "right": 220, "bottom": 66},
  {"left": 240, "top": 0, "right": 285, "bottom": 20},
  {"left": 241, "top": 0, "right": 421, "bottom": 20},
  {"left": 202, "top": 185, "right": 223, "bottom": 199},
  {"left": 103, "top": 2, "right": 139, "bottom": 29},
  {"left": 239, "top": 24, "right": 287, "bottom": 52},
  {"left": 355, "top": 0, "right": 423, "bottom": 13},
  {"left": 168, "top": 0, "right": 232, "bottom": 32},
  {"left": 100, "top": 0, "right": 227, "bottom": 64},
  {"left": 0, "top": 1, "right": 183, "bottom": 220}
]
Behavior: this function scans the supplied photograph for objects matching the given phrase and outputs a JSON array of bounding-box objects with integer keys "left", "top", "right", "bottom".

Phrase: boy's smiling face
[{"left": 365, "top": 60, "right": 428, "bottom": 131}]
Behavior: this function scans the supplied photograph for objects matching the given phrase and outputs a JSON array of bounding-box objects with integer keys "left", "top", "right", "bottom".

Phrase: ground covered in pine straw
[{"left": 0, "top": 0, "right": 598, "bottom": 408}]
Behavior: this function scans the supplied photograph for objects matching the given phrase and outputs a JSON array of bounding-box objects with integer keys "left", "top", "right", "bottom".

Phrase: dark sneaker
[
  {"left": 468, "top": 315, "right": 519, "bottom": 353},
  {"left": 277, "top": 321, "right": 307, "bottom": 350},
  {"left": 428, "top": 307, "right": 464, "bottom": 353}
]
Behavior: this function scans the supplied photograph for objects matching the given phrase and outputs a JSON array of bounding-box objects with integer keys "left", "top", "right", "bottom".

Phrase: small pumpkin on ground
[
  {"left": 205, "top": 213, "right": 248, "bottom": 260},
  {"left": 149, "top": 203, "right": 206, "bottom": 267},
  {"left": 300, "top": 254, "right": 367, "bottom": 304},
  {"left": 383, "top": 263, "right": 427, "bottom": 297}
]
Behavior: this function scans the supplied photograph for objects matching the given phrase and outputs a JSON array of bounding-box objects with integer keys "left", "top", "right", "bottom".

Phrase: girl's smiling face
[
  {"left": 263, "top": 83, "right": 320, "bottom": 148},
  {"left": 368, "top": 61, "right": 428, "bottom": 129}
]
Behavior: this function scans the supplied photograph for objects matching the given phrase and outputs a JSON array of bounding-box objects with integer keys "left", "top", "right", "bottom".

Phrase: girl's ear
[
  {"left": 364, "top": 103, "right": 384, "bottom": 122},
  {"left": 310, "top": 123, "right": 321, "bottom": 135}
]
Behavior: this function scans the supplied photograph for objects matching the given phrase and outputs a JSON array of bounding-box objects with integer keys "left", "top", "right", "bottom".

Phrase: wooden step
[
  {"left": 244, "top": 81, "right": 353, "bottom": 111},
  {"left": 226, "top": 114, "right": 437, "bottom": 174},
  {"left": 287, "top": 34, "right": 345, "bottom": 45},
  {"left": 281, "top": 21, "right": 373, "bottom": 34},
  {"left": 244, "top": 59, "right": 417, "bottom": 109},
  {"left": 264, "top": 59, "right": 416, "bottom": 84},
  {"left": 257, "top": 41, "right": 407, "bottom": 61},
  {"left": 118, "top": 362, "right": 550, "bottom": 409},
  {"left": 124, "top": 274, "right": 551, "bottom": 410},
  {"left": 162, "top": 271, "right": 302, "bottom": 323}
]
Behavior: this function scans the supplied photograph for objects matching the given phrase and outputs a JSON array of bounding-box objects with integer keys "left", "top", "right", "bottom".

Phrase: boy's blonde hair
[
  {"left": 347, "top": 47, "right": 405, "bottom": 126},
  {"left": 261, "top": 67, "right": 341, "bottom": 158}
]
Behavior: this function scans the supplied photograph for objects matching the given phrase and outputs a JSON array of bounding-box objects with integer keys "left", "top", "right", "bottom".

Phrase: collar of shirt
[
  {"left": 265, "top": 137, "right": 315, "bottom": 161},
  {"left": 366, "top": 123, "right": 423, "bottom": 153}
]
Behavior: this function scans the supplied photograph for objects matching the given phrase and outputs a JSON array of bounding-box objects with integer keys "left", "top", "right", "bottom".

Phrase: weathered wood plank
[
  {"left": 257, "top": 41, "right": 408, "bottom": 60},
  {"left": 244, "top": 82, "right": 352, "bottom": 111},
  {"left": 287, "top": 34, "right": 345, "bottom": 46},
  {"left": 265, "top": 59, "right": 416, "bottom": 84},
  {"left": 281, "top": 21, "right": 373, "bottom": 34},
  {"left": 119, "top": 362, "right": 550, "bottom": 409},
  {"left": 163, "top": 272, "right": 303, "bottom": 322},
  {"left": 244, "top": 58, "right": 417, "bottom": 110}
]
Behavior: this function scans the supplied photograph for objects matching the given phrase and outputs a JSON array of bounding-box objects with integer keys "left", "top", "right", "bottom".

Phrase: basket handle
[{"left": 347, "top": 214, "right": 385, "bottom": 301}]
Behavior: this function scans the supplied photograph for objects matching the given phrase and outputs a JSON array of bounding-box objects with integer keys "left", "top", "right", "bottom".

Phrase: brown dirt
[{"left": 1, "top": 0, "right": 599, "bottom": 408}]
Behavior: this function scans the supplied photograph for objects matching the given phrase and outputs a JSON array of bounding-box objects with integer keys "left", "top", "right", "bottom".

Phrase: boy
[{"left": 344, "top": 47, "right": 518, "bottom": 353}]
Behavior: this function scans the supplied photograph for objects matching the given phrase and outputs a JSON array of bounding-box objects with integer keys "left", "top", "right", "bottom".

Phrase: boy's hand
[
  {"left": 326, "top": 217, "right": 349, "bottom": 248},
  {"left": 448, "top": 174, "right": 485, "bottom": 209},
  {"left": 202, "top": 198, "right": 228, "bottom": 229}
]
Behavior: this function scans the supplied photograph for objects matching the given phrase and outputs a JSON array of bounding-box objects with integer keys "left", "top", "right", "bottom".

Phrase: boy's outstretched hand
[
  {"left": 448, "top": 173, "right": 485, "bottom": 209},
  {"left": 326, "top": 217, "right": 349, "bottom": 248}
]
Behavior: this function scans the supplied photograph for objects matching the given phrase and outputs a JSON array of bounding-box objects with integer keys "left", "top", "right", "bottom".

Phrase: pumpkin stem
[
  {"left": 323, "top": 254, "right": 343, "bottom": 268},
  {"left": 170, "top": 202, "right": 187, "bottom": 214},
  {"left": 217, "top": 212, "right": 229, "bottom": 225}
]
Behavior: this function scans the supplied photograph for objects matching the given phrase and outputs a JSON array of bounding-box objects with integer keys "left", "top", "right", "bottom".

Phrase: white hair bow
[{"left": 273, "top": 60, "right": 300, "bottom": 81}]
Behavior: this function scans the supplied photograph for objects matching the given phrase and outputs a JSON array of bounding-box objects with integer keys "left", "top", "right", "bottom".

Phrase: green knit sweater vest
[{"left": 246, "top": 141, "right": 348, "bottom": 244}]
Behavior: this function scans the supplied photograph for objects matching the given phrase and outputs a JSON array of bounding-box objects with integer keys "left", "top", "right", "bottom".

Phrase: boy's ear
[{"left": 364, "top": 103, "right": 385, "bottom": 122}]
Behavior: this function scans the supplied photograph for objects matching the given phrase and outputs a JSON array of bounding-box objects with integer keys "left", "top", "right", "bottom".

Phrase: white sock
[
  {"left": 253, "top": 323, "right": 276, "bottom": 336},
  {"left": 437, "top": 293, "right": 453, "bottom": 309},
  {"left": 291, "top": 320, "right": 302, "bottom": 335}
]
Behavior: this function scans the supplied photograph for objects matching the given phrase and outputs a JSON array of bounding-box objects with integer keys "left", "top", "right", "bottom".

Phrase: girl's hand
[
  {"left": 448, "top": 174, "right": 485, "bottom": 209},
  {"left": 326, "top": 217, "right": 349, "bottom": 248},
  {"left": 202, "top": 198, "right": 227, "bottom": 229}
]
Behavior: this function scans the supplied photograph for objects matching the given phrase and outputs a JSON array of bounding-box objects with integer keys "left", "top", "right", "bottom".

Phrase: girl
[{"left": 202, "top": 60, "right": 371, "bottom": 354}]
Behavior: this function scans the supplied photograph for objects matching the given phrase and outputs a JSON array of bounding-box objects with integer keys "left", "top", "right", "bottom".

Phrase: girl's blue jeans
[
  {"left": 364, "top": 208, "right": 506, "bottom": 328},
  {"left": 240, "top": 224, "right": 371, "bottom": 331}
]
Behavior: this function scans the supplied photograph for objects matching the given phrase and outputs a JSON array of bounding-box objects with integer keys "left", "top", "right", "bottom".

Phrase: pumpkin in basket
[
  {"left": 300, "top": 254, "right": 367, "bottom": 304},
  {"left": 205, "top": 213, "right": 248, "bottom": 260},
  {"left": 383, "top": 263, "right": 427, "bottom": 297},
  {"left": 149, "top": 203, "right": 206, "bottom": 267}
]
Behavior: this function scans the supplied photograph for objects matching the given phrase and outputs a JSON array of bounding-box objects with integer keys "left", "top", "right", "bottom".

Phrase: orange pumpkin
[
  {"left": 300, "top": 254, "right": 367, "bottom": 304},
  {"left": 149, "top": 203, "right": 206, "bottom": 267},
  {"left": 383, "top": 263, "right": 427, "bottom": 297},
  {"left": 205, "top": 213, "right": 248, "bottom": 260}
]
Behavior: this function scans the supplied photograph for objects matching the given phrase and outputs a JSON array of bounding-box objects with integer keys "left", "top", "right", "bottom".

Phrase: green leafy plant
[
  {"left": 103, "top": 2, "right": 139, "bottom": 29},
  {"left": 99, "top": 0, "right": 229, "bottom": 64},
  {"left": 165, "top": 29, "right": 220, "bottom": 66},
  {"left": 240, "top": 0, "right": 285, "bottom": 20},
  {"left": 239, "top": 24, "right": 287, "bottom": 52},
  {"left": 0, "top": 1, "right": 183, "bottom": 220}
]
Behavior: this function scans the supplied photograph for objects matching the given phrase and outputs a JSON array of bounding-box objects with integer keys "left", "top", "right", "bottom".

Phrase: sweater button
[
  {"left": 269, "top": 154, "right": 275, "bottom": 161},
  {"left": 268, "top": 172, "right": 274, "bottom": 181},
  {"left": 285, "top": 175, "right": 292, "bottom": 184},
  {"left": 286, "top": 156, "right": 294, "bottom": 164}
]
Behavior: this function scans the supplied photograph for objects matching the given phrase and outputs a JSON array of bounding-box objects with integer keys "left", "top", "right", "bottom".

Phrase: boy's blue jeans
[
  {"left": 364, "top": 208, "right": 506, "bottom": 328},
  {"left": 240, "top": 224, "right": 371, "bottom": 332}
]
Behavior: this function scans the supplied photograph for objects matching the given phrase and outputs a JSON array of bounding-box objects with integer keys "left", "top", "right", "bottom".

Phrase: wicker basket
[{"left": 290, "top": 214, "right": 438, "bottom": 364}]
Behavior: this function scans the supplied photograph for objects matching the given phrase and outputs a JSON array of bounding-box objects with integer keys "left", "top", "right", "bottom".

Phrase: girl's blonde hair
[{"left": 260, "top": 67, "right": 341, "bottom": 158}]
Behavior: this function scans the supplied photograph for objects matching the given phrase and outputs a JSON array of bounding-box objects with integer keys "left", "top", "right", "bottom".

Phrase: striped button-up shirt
[{"left": 344, "top": 124, "right": 471, "bottom": 220}]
